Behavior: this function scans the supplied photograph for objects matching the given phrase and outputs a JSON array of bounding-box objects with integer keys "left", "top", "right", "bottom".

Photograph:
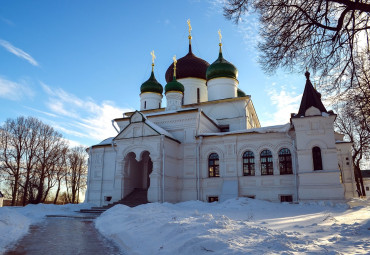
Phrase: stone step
[{"left": 80, "top": 188, "right": 149, "bottom": 214}]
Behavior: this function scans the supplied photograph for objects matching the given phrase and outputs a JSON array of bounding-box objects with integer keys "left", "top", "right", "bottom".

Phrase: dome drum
[{"left": 207, "top": 78, "right": 238, "bottom": 101}]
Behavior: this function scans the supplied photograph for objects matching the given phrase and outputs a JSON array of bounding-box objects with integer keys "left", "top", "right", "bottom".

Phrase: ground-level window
[
  {"left": 279, "top": 148, "right": 293, "bottom": 175},
  {"left": 208, "top": 196, "right": 219, "bottom": 203},
  {"left": 208, "top": 153, "right": 220, "bottom": 177},
  {"left": 244, "top": 195, "right": 255, "bottom": 199},
  {"left": 366, "top": 186, "right": 369, "bottom": 191},
  {"left": 280, "top": 195, "right": 293, "bottom": 203},
  {"left": 312, "top": 146, "right": 323, "bottom": 170},
  {"left": 243, "top": 151, "right": 255, "bottom": 176},
  {"left": 261, "top": 149, "right": 273, "bottom": 175}
]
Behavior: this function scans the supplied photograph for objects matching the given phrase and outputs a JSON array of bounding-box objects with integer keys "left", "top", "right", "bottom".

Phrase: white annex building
[{"left": 85, "top": 28, "right": 356, "bottom": 207}]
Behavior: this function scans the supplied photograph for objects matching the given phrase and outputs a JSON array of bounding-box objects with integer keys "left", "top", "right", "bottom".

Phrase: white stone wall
[
  {"left": 178, "top": 78, "right": 207, "bottom": 105},
  {"left": 364, "top": 178, "right": 370, "bottom": 197},
  {"left": 140, "top": 92, "right": 162, "bottom": 110},
  {"left": 199, "top": 99, "right": 249, "bottom": 131},
  {"left": 86, "top": 146, "right": 117, "bottom": 206},
  {"left": 336, "top": 142, "right": 356, "bottom": 199},
  {"left": 165, "top": 92, "right": 183, "bottom": 111},
  {"left": 86, "top": 94, "right": 353, "bottom": 205},
  {"left": 207, "top": 78, "right": 238, "bottom": 101},
  {"left": 179, "top": 131, "right": 298, "bottom": 203},
  {"left": 292, "top": 114, "right": 345, "bottom": 201}
]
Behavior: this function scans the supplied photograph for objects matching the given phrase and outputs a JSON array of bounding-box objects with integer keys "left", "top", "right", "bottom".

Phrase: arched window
[
  {"left": 208, "top": 153, "right": 220, "bottom": 177},
  {"left": 279, "top": 148, "right": 292, "bottom": 175},
  {"left": 243, "top": 151, "right": 255, "bottom": 176},
  {"left": 197, "top": 88, "right": 200, "bottom": 103},
  {"left": 312, "top": 146, "right": 322, "bottom": 170},
  {"left": 260, "top": 150, "right": 273, "bottom": 175},
  {"left": 144, "top": 101, "right": 146, "bottom": 109}
]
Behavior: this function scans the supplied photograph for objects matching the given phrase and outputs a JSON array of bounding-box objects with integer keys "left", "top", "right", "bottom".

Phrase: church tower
[
  {"left": 165, "top": 20, "right": 209, "bottom": 105},
  {"left": 206, "top": 30, "right": 238, "bottom": 101},
  {"left": 140, "top": 51, "right": 163, "bottom": 111},
  {"left": 165, "top": 56, "right": 184, "bottom": 111},
  {"left": 291, "top": 71, "right": 344, "bottom": 201}
]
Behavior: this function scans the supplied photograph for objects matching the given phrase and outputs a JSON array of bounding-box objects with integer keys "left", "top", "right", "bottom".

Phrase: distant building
[{"left": 85, "top": 27, "right": 356, "bottom": 207}]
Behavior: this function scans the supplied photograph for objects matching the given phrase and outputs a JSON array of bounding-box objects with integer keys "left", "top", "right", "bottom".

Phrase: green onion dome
[
  {"left": 140, "top": 71, "right": 163, "bottom": 94},
  {"left": 206, "top": 50, "right": 238, "bottom": 81},
  {"left": 165, "top": 76, "right": 184, "bottom": 94},
  {"left": 237, "top": 88, "right": 247, "bottom": 97}
]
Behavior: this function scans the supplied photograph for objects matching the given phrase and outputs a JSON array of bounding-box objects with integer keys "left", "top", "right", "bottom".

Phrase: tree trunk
[{"left": 53, "top": 179, "right": 61, "bottom": 204}]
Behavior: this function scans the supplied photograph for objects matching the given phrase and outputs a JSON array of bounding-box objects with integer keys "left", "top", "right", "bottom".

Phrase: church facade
[{"left": 85, "top": 32, "right": 356, "bottom": 207}]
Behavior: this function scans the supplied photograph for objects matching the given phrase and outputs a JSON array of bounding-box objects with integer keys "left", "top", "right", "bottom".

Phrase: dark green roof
[
  {"left": 165, "top": 76, "right": 184, "bottom": 94},
  {"left": 237, "top": 88, "right": 247, "bottom": 97},
  {"left": 140, "top": 71, "right": 163, "bottom": 94},
  {"left": 206, "top": 51, "right": 238, "bottom": 81}
]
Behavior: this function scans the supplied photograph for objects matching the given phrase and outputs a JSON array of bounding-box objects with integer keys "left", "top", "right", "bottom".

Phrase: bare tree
[
  {"left": 20, "top": 117, "right": 41, "bottom": 206},
  {"left": 224, "top": 0, "right": 370, "bottom": 186},
  {"left": 65, "top": 146, "right": 87, "bottom": 204},
  {"left": 31, "top": 123, "right": 66, "bottom": 204},
  {"left": 53, "top": 147, "right": 68, "bottom": 204},
  {"left": 0, "top": 117, "right": 28, "bottom": 205},
  {"left": 223, "top": 0, "right": 370, "bottom": 98},
  {"left": 335, "top": 99, "right": 369, "bottom": 196}
]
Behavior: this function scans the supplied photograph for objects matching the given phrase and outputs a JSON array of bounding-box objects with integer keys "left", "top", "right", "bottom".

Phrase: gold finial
[
  {"left": 218, "top": 29, "right": 223, "bottom": 53},
  {"left": 218, "top": 29, "right": 222, "bottom": 45},
  {"left": 314, "top": 81, "right": 317, "bottom": 90},
  {"left": 150, "top": 50, "right": 156, "bottom": 71},
  {"left": 187, "top": 19, "right": 192, "bottom": 43},
  {"left": 173, "top": 55, "right": 177, "bottom": 78}
]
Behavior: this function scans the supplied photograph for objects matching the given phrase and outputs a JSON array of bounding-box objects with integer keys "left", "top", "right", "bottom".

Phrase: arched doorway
[{"left": 122, "top": 151, "right": 153, "bottom": 205}]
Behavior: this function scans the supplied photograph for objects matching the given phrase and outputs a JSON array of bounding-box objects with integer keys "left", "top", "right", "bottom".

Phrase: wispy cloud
[
  {"left": 0, "top": 76, "right": 34, "bottom": 101},
  {"left": 0, "top": 16, "right": 14, "bottom": 26},
  {"left": 260, "top": 83, "right": 302, "bottom": 126},
  {"left": 0, "top": 39, "right": 38, "bottom": 66},
  {"left": 40, "top": 82, "right": 133, "bottom": 143}
]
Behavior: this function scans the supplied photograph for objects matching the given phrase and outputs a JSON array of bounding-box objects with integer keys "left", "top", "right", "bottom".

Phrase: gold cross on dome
[
  {"left": 173, "top": 55, "right": 177, "bottom": 66},
  {"left": 150, "top": 50, "right": 156, "bottom": 65},
  {"left": 218, "top": 29, "right": 222, "bottom": 44},
  {"left": 187, "top": 19, "right": 192, "bottom": 37}
]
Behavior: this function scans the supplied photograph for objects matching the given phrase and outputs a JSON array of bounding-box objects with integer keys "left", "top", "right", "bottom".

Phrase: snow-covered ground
[
  {"left": 0, "top": 203, "right": 92, "bottom": 253},
  {"left": 95, "top": 198, "right": 370, "bottom": 255},
  {"left": 0, "top": 199, "right": 369, "bottom": 255}
]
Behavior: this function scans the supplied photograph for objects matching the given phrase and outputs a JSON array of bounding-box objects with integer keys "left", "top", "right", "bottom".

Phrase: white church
[{"left": 85, "top": 26, "right": 356, "bottom": 207}]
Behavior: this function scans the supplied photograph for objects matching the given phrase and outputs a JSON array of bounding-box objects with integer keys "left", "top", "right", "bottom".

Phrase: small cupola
[
  {"left": 206, "top": 31, "right": 238, "bottom": 81},
  {"left": 206, "top": 30, "right": 239, "bottom": 101},
  {"left": 165, "top": 56, "right": 184, "bottom": 111},
  {"left": 292, "top": 70, "right": 333, "bottom": 118},
  {"left": 237, "top": 88, "right": 247, "bottom": 97},
  {"left": 140, "top": 51, "right": 163, "bottom": 111}
]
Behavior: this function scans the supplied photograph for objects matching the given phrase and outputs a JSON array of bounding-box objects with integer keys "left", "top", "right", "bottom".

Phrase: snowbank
[
  {"left": 0, "top": 203, "right": 93, "bottom": 253},
  {"left": 96, "top": 198, "right": 370, "bottom": 255}
]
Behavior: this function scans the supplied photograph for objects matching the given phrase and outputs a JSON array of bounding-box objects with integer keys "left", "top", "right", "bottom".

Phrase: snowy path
[{"left": 4, "top": 215, "right": 123, "bottom": 255}]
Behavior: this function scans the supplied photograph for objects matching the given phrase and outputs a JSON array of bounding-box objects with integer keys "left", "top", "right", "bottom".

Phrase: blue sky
[{"left": 0, "top": 0, "right": 307, "bottom": 147}]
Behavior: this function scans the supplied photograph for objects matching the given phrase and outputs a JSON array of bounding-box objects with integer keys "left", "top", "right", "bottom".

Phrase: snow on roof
[
  {"left": 97, "top": 137, "right": 114, "bottom": 145},
  {"left": 199, "top": 123, "right": 291, "bottom": 136},
  {"left": 144, "top": 119, "right": 177, "bottom": 141},
  {"left": 145, "top": 108, "right": 198, "bottom": 117}
]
